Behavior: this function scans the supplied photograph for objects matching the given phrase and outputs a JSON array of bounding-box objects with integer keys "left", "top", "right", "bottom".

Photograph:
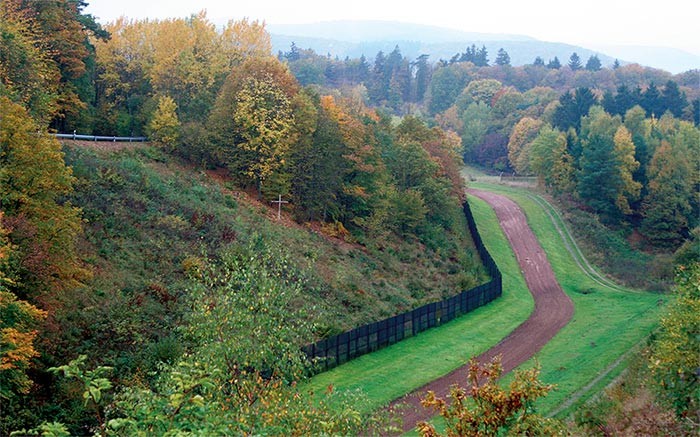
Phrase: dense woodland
[{"left": 1, "top": 1, "right": 698, "bottom": 435}]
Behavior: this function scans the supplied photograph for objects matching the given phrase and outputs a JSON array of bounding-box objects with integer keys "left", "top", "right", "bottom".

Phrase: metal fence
[
  {"left": 303, "top": 201, "right": 502, "bottom": 373},
  {"left": 53, "top": 133, "right": 148, "bottom": 142}
]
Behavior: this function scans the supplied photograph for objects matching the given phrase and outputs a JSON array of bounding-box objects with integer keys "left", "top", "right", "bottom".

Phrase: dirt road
[{"left": 389, "top": 189, "right": 574, "bottom": 432}]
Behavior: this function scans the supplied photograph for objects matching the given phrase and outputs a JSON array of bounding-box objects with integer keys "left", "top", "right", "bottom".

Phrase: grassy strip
[
  {"left": 303, "top": 195, "right": 534, "bottom": 413},
  {"left": 468, "top": 182, "right": 663, "bottom": 416}
]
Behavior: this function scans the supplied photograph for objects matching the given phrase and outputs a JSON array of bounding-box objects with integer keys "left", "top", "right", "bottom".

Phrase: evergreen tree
[
  {"left": 577, "top": 107, "right": 624, "bottom": 222},
  {"left": 552, "top": 87, "right": 597, "bottom": 132},
  {"left": 547, "top": 56, "right": 561, "bottom": 69},
  {"left": 285, "top": 42, "right": 301, "bottom": 61},
  {"left": 476, "top": 45, "right": 489, "bottom": 66},
  {"left": 568, "top": 52, "right": 582, "bottom": 70},
  {"left": 602, "top": 90, "right": 617, "bottom": 115},
  {"left": 368, "top": 51, "right": 388, "bottom": 104},
  {"left": 495, "top": 48, "right": 511, "bottom": 66},
  {"left": 585, "top": 55, "right": 602, "bottom": 71},
  {"left": 642, "top": 82, "right": 663, "bottom": 117},
  {"left": 612, "top": 59, "right": 621, "bottom": 69},
  {"left": 533, "top": 56, "right": 545, "bottom": 67},
  {"left": 661, "top": 80, "right": 687, "bottom": 118},
  {"left": 357, "top": 54, "right": 370, "bottom": 82},
  {"left": 289, "top": 92, "right": 345, "bottom": 222},
  {"left": 615, "top": 85, "right": 638, "bottom": 116},
  {"left": 413, "top": 54, "right": 431, "bottom": 102}
]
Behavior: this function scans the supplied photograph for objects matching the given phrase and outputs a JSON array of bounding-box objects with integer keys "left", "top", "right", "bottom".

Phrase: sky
[{"left": 84, "top": 0, "right": 700, "bottom": 56}]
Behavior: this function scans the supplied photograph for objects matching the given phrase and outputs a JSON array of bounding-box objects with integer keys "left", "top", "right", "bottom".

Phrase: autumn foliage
[{"left": 418, "top": 356, "right": 562, "bottom": 436}]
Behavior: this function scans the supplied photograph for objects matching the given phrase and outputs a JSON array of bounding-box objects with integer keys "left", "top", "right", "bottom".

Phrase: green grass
[
  {"left": 63, "top": 144, "right": 489, "bottom": 334},
  {"left": 307, "top": 178, "right": 663, "bottom": 430},
  {"left": 303, "top": 193, "right": 534, "bottom": 413},
  {"left": 468, "top": 182, "right": 664, "bottom": 417}
]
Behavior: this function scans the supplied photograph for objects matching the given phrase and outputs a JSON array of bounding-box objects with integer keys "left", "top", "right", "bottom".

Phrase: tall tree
[
  {"left": 0, "top": 96, "right": 88, "bottom": 299},
  {"left": 507, "top": 117, "right": 543, "bottom": 174},
  {"left": 533, "top": 56, "right": 545, "bottom": 67},
  {"left": 495, "top": 48, "right": 511, "bottom": 66},
  {"left": 585, "top": 55, "right": 602, "bottom": 71},
  {"left": 641, "top": 141, "right": 693, "bottom": 246},
  {"left": 289, "top": 92, "right": 345, "bottom": 222},
  {"left": 577, "top": 107, "right": 624, "bottom": 221},
  {"left": 209, "top": 57, "right": 299, "bottom": 197},
  {"left": 0, "top": 0, "right": 61, "bottom": 123},
  {"left": 368, "top": 51, "right": 388, "bottom": 104},
  {"left": 427, "top": 64, "right": 470, "bottom": 115},
  {"left": 568, "top": 52, "right": 582, "bottom": 71},
  {"left": 642, "top": 82, "right": 663, "bottom": 117},
  {"left": 552, "top": 87, "right": 597, "bottom": 132},
  {"left": 15, "top": 0, "right": 109, "bottom": 131},
  {"left": 661, "top": 80, "right": 687, "bottom": 118},
  {"left": 612, "top": 126, "right": 641, "bottom": 215},
  {"left": 413, "top": 54, "right": 431, "bottom": 102},
  {"left": 146, "top": 95, "right": 180, "bottom": 148},
  {"left": 623, "top": 105, "right": 652, "bottom": 186},
  {"left": 547, "top": 56, "right": 561, "bottom": 69}
]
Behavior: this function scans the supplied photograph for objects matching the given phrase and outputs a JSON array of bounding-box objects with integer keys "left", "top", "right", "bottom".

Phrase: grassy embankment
[
  {"left": 304, "top": 190, "right": 534, "bottom": 413},
  {"left": 307, "top": 177, "right": 663, "bottom": 426},
  {"left": 469, "top": 182, "right": 663, "bottom": 417},
  {"left": 64, "top": 143, "right": 487, "bottom": 335}
]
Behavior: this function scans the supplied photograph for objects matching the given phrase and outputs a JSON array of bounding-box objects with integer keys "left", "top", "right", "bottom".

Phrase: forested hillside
[
  {"left": 1, "top": 3, "right": 479, "bottom": 434},
  {"left": 1, "top": 1, "right": 698, "bottom": 434}
]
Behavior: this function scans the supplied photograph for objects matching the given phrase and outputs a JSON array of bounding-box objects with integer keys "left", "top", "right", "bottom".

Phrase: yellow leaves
[
  {"left": 419, "top": 356, "right": 557, "bottom": 437},
  {"left": 221, "top": 18, "right": 271, "bottom": 64},
  {"left": 0, "top": 328, "right": 40, "bottom": 371},
  {"left": 146, "top": 95, "right": 180, "bottom": 147}
]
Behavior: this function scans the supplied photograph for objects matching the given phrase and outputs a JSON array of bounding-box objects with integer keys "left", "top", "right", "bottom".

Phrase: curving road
[{"left": 389, "top": 189, "right": 574, "bottom": 432}]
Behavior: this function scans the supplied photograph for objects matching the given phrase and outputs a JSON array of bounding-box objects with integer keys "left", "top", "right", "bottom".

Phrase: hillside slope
[{"left": 60, "top": 143, "right": 487, "bottom": 366}]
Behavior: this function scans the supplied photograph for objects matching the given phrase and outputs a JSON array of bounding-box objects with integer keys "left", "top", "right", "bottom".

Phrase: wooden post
[{"left": 271, "top": 194, "right": 288, "bottom": 220}]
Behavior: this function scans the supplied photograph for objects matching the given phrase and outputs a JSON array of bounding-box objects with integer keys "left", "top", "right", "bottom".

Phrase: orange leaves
[
  {"left": 0, "top": 328, "right": 40, "bottom": 371},
  {"left": 0, "top": 290, "right": 47, "bottom": 396}
]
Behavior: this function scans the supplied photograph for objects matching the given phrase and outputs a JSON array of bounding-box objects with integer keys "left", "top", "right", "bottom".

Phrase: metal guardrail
[{"left": 53, "top": 133, "right": 148, "bottom": 142}]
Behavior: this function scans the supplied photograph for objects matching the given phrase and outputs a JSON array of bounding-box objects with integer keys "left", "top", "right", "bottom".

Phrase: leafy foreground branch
[
  {"left": 418, "top": 356, "right": 563, "bottom": 436},
  {"left": 13, "top": 241, "right": 396, "bottom": 436}
]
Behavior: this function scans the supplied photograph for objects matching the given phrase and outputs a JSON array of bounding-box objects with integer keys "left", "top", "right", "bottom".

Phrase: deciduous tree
[
  {"left": 612, "top": 126, "right": 641, "bottom": 214},
  {"left": 507, "top": 117, "right": 543, "bottom": 174},
  {"left": 146, "top": 95, "right": 180, "bottom": 148},
  {"left": 0, "top": 96, "right": 88, "bottom": 299}
]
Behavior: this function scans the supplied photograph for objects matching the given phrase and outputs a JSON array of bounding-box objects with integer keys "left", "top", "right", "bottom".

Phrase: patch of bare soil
[{"left": 388, "top": 189, "right": 574, "bottom": 432}]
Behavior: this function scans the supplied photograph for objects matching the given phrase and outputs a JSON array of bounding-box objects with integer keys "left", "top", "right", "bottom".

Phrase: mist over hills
[{"left": 268, "top": 20, "right": 700, "bottom": 74}]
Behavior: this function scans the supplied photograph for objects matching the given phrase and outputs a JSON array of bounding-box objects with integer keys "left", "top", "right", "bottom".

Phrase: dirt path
[{"left": 388, "top": 189, "right": 574, "bottom": 432}]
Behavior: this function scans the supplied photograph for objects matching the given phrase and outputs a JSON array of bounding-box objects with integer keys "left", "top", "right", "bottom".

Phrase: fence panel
[{"left": 303, "top": 201, "right": 503, "bottom": 374}]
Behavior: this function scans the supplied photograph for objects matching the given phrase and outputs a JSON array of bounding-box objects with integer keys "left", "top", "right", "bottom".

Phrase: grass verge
[
  {"left": 468, "top": 182, "right": 663, "bottom": 417},
  {"left": 303, "top": 193, "right": 534, "bottom": 413},
  {"left": 306, "top": 178, "right": 663, "bottom": 432}
]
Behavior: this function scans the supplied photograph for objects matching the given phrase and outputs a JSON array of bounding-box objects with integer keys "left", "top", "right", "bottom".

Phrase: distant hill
[
  {"left": 585, "top": 44, "right": 700, "bottom": 75},
  {"left": 268, "top": 20, "right": 700, "bottom": 74},
  {"left": 267, "top": 20, "right": 534, "bottom": 44}
]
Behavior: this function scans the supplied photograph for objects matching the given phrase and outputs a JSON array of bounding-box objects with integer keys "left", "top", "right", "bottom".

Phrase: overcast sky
[{"left": 85, "top": 0, "right": 700, "bottom": 56}]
